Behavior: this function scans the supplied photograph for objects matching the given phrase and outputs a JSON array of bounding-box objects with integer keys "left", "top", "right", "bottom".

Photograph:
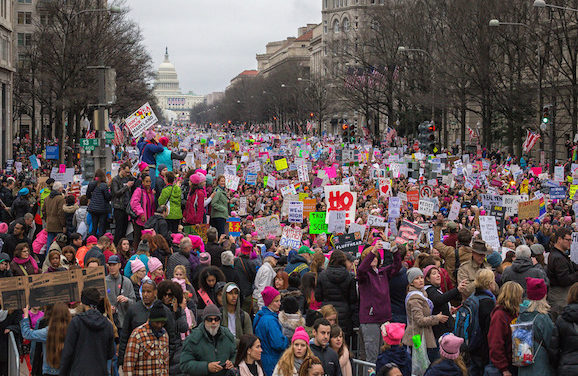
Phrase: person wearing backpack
[
  {"left": 462, "top": 269, "right": 497, "bottom": 376},
  {"left": 433, "top": 219, "right": 473, "bottom": 286},
  {"left": 517, "top": 277, "right": 555, "bottom": 376},
  {"left": 487, "top": 281, "right": 524, "bottom": 376},
  {"left": 457, "top": 239, "right": 492, "bottom": 299},
  {"left": 549, "top": 282, "right": 578, "bottom": 374}
]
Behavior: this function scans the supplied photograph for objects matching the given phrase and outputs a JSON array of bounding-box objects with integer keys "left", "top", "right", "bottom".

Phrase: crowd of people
[{"left": 0, "top": 126, "right": 577, "bottom": 376}]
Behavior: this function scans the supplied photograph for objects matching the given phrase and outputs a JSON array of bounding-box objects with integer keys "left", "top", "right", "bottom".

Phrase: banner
[
  {"left": 309, "top": 212, "right": 329, "bottom": 234},
  {"left": 549, "top": 186, "right": 567, "bottom": 200},
  {"left": 253, "top": 215, "right": 281, "bottom": 239},
  {"left": 517, "top": 199, "right": 541, "bottom": 219},
  {"left": 479, "top": 216, "right": 500, "bottom": 251},
  {"left": 288, "top": 201, "right": 304, "bottom": 223},
  {"left": 395, "top": 220, "right": 423, "bottom": 244},
  {"left": 279, "top": 226, "right": 301, "bottom": 249},
  {"left": 325, "top": 185, "right": 357, "bottom": 225},
  {"left": 125, "top": 102, "right": 158, "bottom": 138},
  {"left": 331, "top": 232, "right": 364, "bottom": 253},
  {"left": 417, "top": 200, "right": 434, "bottom": 216},
  {"left": 448, "top": 200, "right": 461, "bottom": 221}
]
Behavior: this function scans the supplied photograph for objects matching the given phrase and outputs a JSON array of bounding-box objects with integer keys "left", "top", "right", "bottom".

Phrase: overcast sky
[{"left": 124, "top": 0, "right": 321, "bottom": 96}]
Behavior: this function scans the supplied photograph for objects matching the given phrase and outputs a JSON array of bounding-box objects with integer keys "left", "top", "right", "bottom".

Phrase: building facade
[
  {"left": 0, "top": 0, "right": 12, "bottom": 165},
  {"left": 153, "top": 48, "right": 204, "bottom": 123}
]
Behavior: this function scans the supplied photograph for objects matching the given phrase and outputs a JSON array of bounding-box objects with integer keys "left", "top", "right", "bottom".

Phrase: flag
[
  {"left": 392, "top": 65, "right": 400, "bottom": 81},
  {"left": 522, "top": 130, "right": 540, "bottom": 153},
  {"left": 113, "top": 124, "right": 123, "bottom": 145}
]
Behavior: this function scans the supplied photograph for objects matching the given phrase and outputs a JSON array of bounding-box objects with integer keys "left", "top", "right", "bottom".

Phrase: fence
[
  {"left": 7, "top": 331, "right": 19, "bottom": 376},
  {"left": 352, "top": 358, "right": 376, "bottom": 376}
]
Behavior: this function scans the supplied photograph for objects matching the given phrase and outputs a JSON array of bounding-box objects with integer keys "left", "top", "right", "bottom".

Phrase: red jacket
[
  {"left": 488, "top": 305, "right": 516, "bottom": 372},
  {"left": 184, "top": 187, "right": 205, "bottom": 225}
]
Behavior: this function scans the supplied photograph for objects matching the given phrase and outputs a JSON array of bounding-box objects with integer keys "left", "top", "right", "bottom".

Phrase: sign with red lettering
[
  {"left": 324, "top": 185, "right": 357, "bottom": 225},
  {"left": 407, "top": 190, "right": 420, "bottom": 210}
]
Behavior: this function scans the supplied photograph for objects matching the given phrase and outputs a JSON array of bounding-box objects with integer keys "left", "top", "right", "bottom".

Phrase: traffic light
[
  {"left": 342, "top": 122, "right": 349, "bottom": 142},
  {"left": 310, "top": 112, "right": 315, "bottom": 118},
  {"left": 542, "top": 105, "right": 551, "bottom": 124},
  {"left": 418, "top": 121, "right": 436, "bottom": 152},
  {"left": 349, "top": 124, "right": 356, "bottom": 143}
]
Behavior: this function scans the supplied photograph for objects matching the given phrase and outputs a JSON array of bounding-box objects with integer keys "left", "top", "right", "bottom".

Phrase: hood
[
  {"left": 511, "top": 257, "right": 534, "bottom": 273},
  {"left": 278, "top": 311, "right": 305, "bottom": 329},
  {"left": 49, "top": 190, "right": 61, "bottom": 198},
  {"left": 77, "top": 309, "right": 110, "bottom": 331},
  {"left": 222, "top": 282, "right": 241, "bottom": 313},
  {"left": 562, "top": 303, "right": 578, "bottom": 323},
  {"left": 378, "top": 345, "right": 408, "bottom": 367},
  {"left": 325, "top": 265, "right": 350, "bottom": 284},
  {"left": 63, "top": 204, "right": 79, "bottom": 214},
  {"left": 288, "top": 253, "right": 307, "bottom": 265}
]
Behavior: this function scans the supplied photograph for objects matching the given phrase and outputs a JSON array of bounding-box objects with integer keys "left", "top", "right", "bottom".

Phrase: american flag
[
  {"left": 467, "top": 126, "right": 478, "bottom": 140},
  {"left": 86, "top": 130, "right": 96, "bottom": 139},
  {"left": 113, "top": 123, "right": 123, "bottom": 145},
  {"left": 522, "top": 130, "right": 540, "bottom": 153},
  {"left": 392, "top": 66, "right": 400, "bottom": 81}
]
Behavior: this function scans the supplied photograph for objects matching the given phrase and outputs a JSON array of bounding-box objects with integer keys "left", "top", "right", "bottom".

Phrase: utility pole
[{"left": 551, "top": 95, "right": 556, "bottom": 173}]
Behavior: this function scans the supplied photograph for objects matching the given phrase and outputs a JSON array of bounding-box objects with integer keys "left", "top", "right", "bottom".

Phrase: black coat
[
  {"left": 425, "top": 285, "right": 459, "bottom": 339},
  {"left": 315, "top": 265, "right": 358, "bottom": 334},
  {"left": 551, "top": 303, "right": 578, "bottom": 374},
  {"left": 86, "top": 181, "right": 111, "bottom": 214},
  {"left": 111, "top": 174, "right": 134, "bottom": 210},
  {"left": 547, "top": 247, "right": 578, "bottom": 287},
  {"left": 0, "top": 310, "right": 21, "bottom": 363},
  {"left": 59, "top": 309, "right": 114, "bottom": 376},
  {"left": 220, "top": 264, "right": 242, "bottom": 286},
  {"left": 310, "top": 343, "right": 342, "bottom": 376},
  {"left": 234, "top": 255, "right": 256, "bottom": 298},
  {"left": 472, "top": 288, "right": 496, "bottom": 364},
  {"left": 10, "top": 195, "right": 31, "bottom": 220},
  {"left": 144, "top": 214, "right": 170, "bottom": 244},
  {"left": 424, "top": 358, "right": 463, "bottom": 376},
  {"left": 205, "top": 241, "right": 224, "bottom": 267}
]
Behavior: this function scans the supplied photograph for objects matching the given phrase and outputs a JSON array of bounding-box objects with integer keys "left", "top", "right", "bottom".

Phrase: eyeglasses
[
  {"left": 564, "top": 237, "right": 572, "bottom": 241},
  {"left": 205, "top": 317, "right": 221, "bottom": 323}
]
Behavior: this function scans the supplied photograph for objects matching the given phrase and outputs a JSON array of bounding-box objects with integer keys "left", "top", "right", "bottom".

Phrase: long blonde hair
[
  {"left": 526, "top": 297, "right": 550, "bottom": 315},
  {"left": 46, "top": 303, "right": 71, "bottom": 368},
  {"left": 497, "top": 281, "right": 524, "bottom": 316},
  {"left": 276, "top": 340, "right": 313, "bottom": 376}
]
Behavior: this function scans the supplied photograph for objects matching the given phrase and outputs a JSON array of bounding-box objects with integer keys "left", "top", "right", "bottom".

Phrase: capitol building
[{"left": 153, "top": 48, "right": 204, "bottom": 123}]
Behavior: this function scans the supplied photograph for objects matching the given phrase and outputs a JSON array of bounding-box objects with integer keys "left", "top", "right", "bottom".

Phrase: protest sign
[
  {"left": 407, "top": 190, "right": 419, "bottom": 209},
  {"left": 245, "top": 173, "right": 257, "bottom": 186},
  {"left": 227, "top": 217, "right": 241, "bottom": 237},
  {"left": 367, "top": 215, "right": 388, "bottom": 227},
  {"left": 225, "top": 174, "right": 240, "bottom": 191},
  {"left": 489, "top": 206, "right": 506, "bottom": 233},
  {"left": 275, "top": 158, "right": 288, "bottom": 171},
  {"left": 50, "top": 167, "right": 75, "bottom": 184},
  {"left": 279, "top": 226, "right": 301, "bottom": 249},
  {"left": 288, "top": 201, "right": 304, "bottom": 223},
  {"left": 298, "top": 164, "right": 309, "bottom": 183},
  {"left": 45, "top": 145, "right": 59, "bottom": 160},
  {"left": 518, "top": 199, "right": 540, "bottom": 219},
  {"left": 225, "top": 165, "right": 237, "bottom": 176},
  {"left": 550, "top": 186, "right": 567, "bottom": 200},
  {"left": 395, "top": 220, "right": 423, "bottom": 244},
  {"left": 302, "top": 199, "right": 316, "bottom": 218},
  {"left": 379, "top": 178, "right": 391, "bottom": 196},
  {"left": 570, "top": 185, "right": 578, "bottom": 199},
  {"left": 327, "top": 210, "right": 346, "bottom": 234},
  {"left": 331, "top": 232, "right": 364, "bottom": 253},
  {"left": 479, "top": 216, "right": 500, "bottom": 251},
  {"left": 448, "top": 200, "right": 461, "bottom": 221},
  {"left": 554, "top": 165, "right": 565, "bottom": 182},
  {"left": 480, "top": 194, "right": 503, "bottom": 208},
  {"left": 281, "top": 194, "right": 299, "bottom": 216},
  {"left": 325, "top": 185, "right": 357, "bottom": 225},
  {"left": 247, "top": 161, "right": 261, "bottom": 173},
  {"left": 310, "top": 212, "right": 330, "bottom": 234},
  {"left": 125, "top": 102, "right": 158, "bottom": 138},
  {"left": 267, "top": 175, "right": 276, "bottom": 190},
  {"left": 254, "top": 215, "right": 281, "bottom": 239},
  {"left": 571, "top": 232, "right": 578, "bottom": 264},
  {"left": 183, "top": 224, "right": 210, "bottom": 243},
  {"left": 280, "top": 184, "right": 297, "bottom": 197},
  {"left": 388, "top": 197, "right": 401, "bottom": 218},
  {"left": 348, "top": 223, "right": 367, "bottom": 239},
  {"left": 239, "top": 197, "right": 248, "bottom": 216},
  {"left": 503, "top": 195, "right": 528, "bottom": 216},
  {"left": 417, "top": 200, "right": 435, "bottom": 216}
]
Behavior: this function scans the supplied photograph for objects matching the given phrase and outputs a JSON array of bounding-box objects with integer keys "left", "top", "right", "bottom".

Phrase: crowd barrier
[
  {"left": 352, "top": 358, "right": 376, "bottom": 376},
  {"left": 7, "top": 332, "right": 19, "bottom": 376}
]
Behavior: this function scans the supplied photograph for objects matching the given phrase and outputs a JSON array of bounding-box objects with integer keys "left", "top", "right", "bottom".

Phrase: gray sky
[{"left": 125, "top": 0, "right": 321, "bottom": 96}]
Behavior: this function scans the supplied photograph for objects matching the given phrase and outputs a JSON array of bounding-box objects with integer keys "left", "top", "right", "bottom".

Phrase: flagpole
[{"left": 551, "top": 95, "right": 556, "bottom": 174}]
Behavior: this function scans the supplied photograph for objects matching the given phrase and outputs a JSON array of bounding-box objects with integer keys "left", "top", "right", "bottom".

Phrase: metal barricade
[
  {"left": 7, "top": 331, "right": 20, "bottom": 376},
  {"left": 352, "top": 358, "right": 376, "bottom": 376}
]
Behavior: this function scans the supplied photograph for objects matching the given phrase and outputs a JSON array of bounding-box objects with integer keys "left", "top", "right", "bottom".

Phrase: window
[
  {"left": 17, "top": 33, "right": 31, "bottom": 46},
  {"left": 2, "top": 38, "right": 8, "bottom": 61},
  {"left": 18, "top": 12, "right": 32, "bottom": 24},
  {"left": 343, "top": 18, "right": 350, "bottom": 32},
  {"left": 18, "top": 0, "right": 32, "bottom": 3},
  {"left": 0, "top": 0, "right": 6, "bottom": 19},
  {"left": 324, "top": 20, "right": 328, "bottom": 33},
  {"left": 333, "top": 20, "right": 340, "bottom": 33}
]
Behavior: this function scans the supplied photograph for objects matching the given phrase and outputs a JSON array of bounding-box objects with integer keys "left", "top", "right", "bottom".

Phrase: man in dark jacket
[
  {"left": 84, "top": 235, "right": 110, "bottom": 269},
  {"left": 284, "top": 247, "right": 313, "bottom": 277},
  {"left": 501, "top": 245, "right": 549, "bottom": 291},
  {"left": 111, "top": 162, "right": 135, "bottom": 245},
  {"left": 310, "top": 318, "right": 342, "bottom": 376},
  {"left": 2, "top": 220, "right": 32, "bottom": 258},
  {"left": 10, "top": 188, "right": 31, "bottom": 221},
  {"left": 0, "top": 176, "right": 14, "bottom": 222},
  {"left": 144, "top": 205, "right": 171, "bottom": 245},
  {"left": 547, "top": 227, "right": 578, "bottom": 318},
  {"left": 166, "top": 236, "right": 192, "bottom": 280},
  {"left": 234, "top": 247, "right": 256, "bottom": 314},
  {"left": 59, "top": 288, "right": 115, "bottom": 376},
  {"left": 205, "top": 228, "right": 224, "bottom": 267}
]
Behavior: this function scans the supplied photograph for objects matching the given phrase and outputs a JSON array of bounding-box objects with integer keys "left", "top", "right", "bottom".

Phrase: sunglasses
[{"left": 205, "top": 317, "right": 221, "bottom": 323}]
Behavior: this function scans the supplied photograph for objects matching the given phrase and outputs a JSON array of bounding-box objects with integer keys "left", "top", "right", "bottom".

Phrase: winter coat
[
  {"left": 210, "top": 186, "right": 229, "bottom": 219},
  {"left": 488, "top": 305, "right": 516, "bottom": 373},
  {"left": 424, "top": 359, "right": 463, "bottom": 376},
  {"left": 517, "top": 309, "right": 555, "bottom": 376},
  {"left": 472, "top": 288, "right": 496, "bottom": 363},
  {"left": 433, "top": 225, "right": 472, "bottom": 285},
  {"left": 547, "top": 247, "right": 578, "bottom": 287},
  {"left": 10, "top": 195, "right": 31, "bottom": 220},
  {"left": 235, "top": 255, "right": 257, "bottom": 298},
  {"left": 141, "top": 142, "right": 164, "bottom": 165},
  {"left": 10, "top": 258, "right": 38, "bottom": 276},
  {"left": 86, "top": 181, "right": 111, "bottom": 214},
  {"left": 376, "top": 345, "right": 411, "bottom": 376},
  {"left": 179, "top": 324, "right": 236, "bottom": 376},
  {"left": 389, "top": 266, "right": 408, "bottom": 323},
  {"left": 206, "top": 241, "right": 224, "bottom": 267},
  {"left": 144, "top": 214, "right": 171, "bottom": 244},
  {"left": 59, "top": 309, "right": 115, "bottom": 376},
  {"left": 20, "top": 318, "right": 59, "bottom": 375},
  {"left": 425, "top": 285, "right": 459, "bottom": 340},
  {"left": 501, "top": 257, "right": 550, "bottom": 290},
  {"left": 253, "top": 306, "right": 290, "bottom": 376},
  {"left": 315, "top": 265, "right": 358, "bottom": 333},
  {"left": 550, "top": 303, "right": 578, "bottom": 374},
  {"left": 253, "top": 261, "right": 277, "bottom": 309},
  {"left": 456, "top": 260, "right": 491, "bottom": 299},
  {"left": 63, "top": 204, "right": 78, "bottom": 235},
  {"left": 155, "top": 147, "right": 186, "bottom": 175},
  {"left": 159, "top": 184, "right": 183, "bottom": 220},
  {"left": 220, "top": 264, "right": 242, "bottom": 287},
  {"left": 284, "top": 254, "right": 310, "bottom": 277},
  {"left": 72, "top": 206, "right": 88, "bottom": 235},
  {"left": 310, "top": 342, "right": 342, "bottom": 376},
  {"left": 123, "top": 253, "right": 150, "bottom": 278},
  {"left": 357, "top": 251, "right": 401, "bottom": 324},
  {"left": 130, "top": 187, "right": 155, "bottom": 226},
  {"left": 401, "top": 286, "right": 440, "bottom": 349},
  {"left": 105, "top": 273, "right": 136, "bottom": 328},
  {"left": 278, "top": 311, "right": 305, "bottom": 339},
  {"left": 166, "top": 252, "right": 192, "bottom": 281},
  {"left": 184, "top": 187, "right": 206, "bottom": 225},
  {"left": 0, "top": 310, "right": 20, "bottom": 364},
  {"left": 42, "top": 190, "right": 65, "bottom": 233},
  {"left": 118, "top": 299, "right": 180, "bottom": 365},
  {"left": 32, "top": 229, "right": 47, "bottom": 255},
  {"left": 111, "top": 174, "right": 135, "bottom": 210},
  {"left": 220, "top": 282, "right": 253, "bottom": 345}
]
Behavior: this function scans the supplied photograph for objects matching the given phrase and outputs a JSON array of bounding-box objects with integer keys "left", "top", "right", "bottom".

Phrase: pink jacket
[
  {"left": 184, "top": 187, "right": 205, "bottom": 225},
  {"left": 32, "top": 229, "right": 47, "bottom": 255},
  {"left": 130, "top": 187, "right": 155, "bottom": 226}
]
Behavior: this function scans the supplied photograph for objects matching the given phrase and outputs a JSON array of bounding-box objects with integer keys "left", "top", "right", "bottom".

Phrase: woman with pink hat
[
  {"left": 183, "top": 172, "right": 211, "bottom": 225},
  {"left": 376, "top": 322, "right": 411, "bottom": 376},
  {"left": 423, "top": 333, "right": 466, "bottom": 376},
  {"left": 273, "top": 326, "right": 313, "bottom": 376}
]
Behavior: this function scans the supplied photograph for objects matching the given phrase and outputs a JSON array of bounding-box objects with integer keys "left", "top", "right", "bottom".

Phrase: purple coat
[{"left": 357, "top": 250, "right": 401, "bottom": 324}]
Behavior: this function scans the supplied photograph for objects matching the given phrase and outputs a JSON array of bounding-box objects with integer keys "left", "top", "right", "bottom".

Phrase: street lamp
[
  {"left": 488, "top": 19, "right": 529, "bottom": 28},
  {"left": 533, "top": 0, "right": 578, "bottom": 12}
]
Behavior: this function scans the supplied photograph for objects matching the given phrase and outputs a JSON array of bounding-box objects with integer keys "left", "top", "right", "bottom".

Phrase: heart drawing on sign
[{"left": 380, "top": 184, "right": 389, "bottom": 195}]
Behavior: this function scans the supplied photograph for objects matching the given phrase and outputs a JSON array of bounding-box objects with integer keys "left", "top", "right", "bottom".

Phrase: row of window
[
  {"left": 323, "top": 0, "right": 385, "bottom": 9},
  {"left": 324, "top": 18, "right": 354, "bottom": 33}
]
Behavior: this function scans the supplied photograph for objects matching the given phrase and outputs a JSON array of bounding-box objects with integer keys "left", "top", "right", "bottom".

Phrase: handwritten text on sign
[{"left": 324, "top": 185, "right": 357, "bottom": 225}]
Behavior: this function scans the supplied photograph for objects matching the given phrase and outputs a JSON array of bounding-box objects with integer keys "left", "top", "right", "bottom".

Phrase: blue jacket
[
  {"left": 141, "top": 142, "right": 164, "bottom": 165},
  {"left": 284, "top": 253, "right": 310, "bottom": 277},
  {"left": 518, "top": 310, "right": 555, "bottom": 376},
  {"left": 376, "top": 345, "right": 411, "bottom": 376},
  {"left": 155, "top": 147, "right": 173, "bottom": 175},
  {"left": 20, "top": 318, "right": 59, "bottom": 375},
  {"left": 253, "top": 307, "right": 289, "bottom": 376},
  {"left": 424, "top": 358, "right": 463, "bottom": 376},
  {"left": 86, "top": 181, "right": 111, "bottom": 214}
]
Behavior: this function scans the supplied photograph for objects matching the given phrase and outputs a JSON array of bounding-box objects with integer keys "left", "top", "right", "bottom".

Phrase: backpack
[
  {"left": 453, "top": 294, "right": 494, "bottom": 351},
  {"left": 511, "top": 318, "right": 541, "bottom": 367}
]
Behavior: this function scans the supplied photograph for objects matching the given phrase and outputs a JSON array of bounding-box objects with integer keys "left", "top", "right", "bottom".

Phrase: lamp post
[
  {"left": 398, "top": 46, "right": 435, "bottom": 125},
  {"left": 533, "top": 0, "right": 578, "bottom": 12}
]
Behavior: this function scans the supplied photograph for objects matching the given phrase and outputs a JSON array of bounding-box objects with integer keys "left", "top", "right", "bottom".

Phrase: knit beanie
[
  {"left": 406, "top": 267, "right": 423, "bottom": 285},
  {"left": 159, "top": 137, "right": 169, "bottom": 147},
  {"left": 261, "top": 286, "right": 280, "bottom": 307},
  {"left": 147, "top": 257, "right": 163, "bottom": 273},
  {"left": 189, "top": 235, "right": 205, "bottom": 253},
  {"left": 86, "top": 235, "right": 98, "bottom": 245},
  {"left": 292, "top": 326, "right": 310, "bottom": 343},
  {"left": 81, "top": 287, "right": 101, "bottom": 308},
  {"left": 131, "top": 259, "right": 146, "bottom": 274},
  {"left": 486, "top": 251, "right": 503, "bottom": 268},
  {"left": 380, "top": 322, "right": 405, "bottom": 345},
  {"left": 149, "top": 301, "right": 168, "bottom": 322},
  {"left": 202, "top": 304, "right": 222, "bottom": 321},
  {"left": 0, "top": 223, "right": 7, "bottom": 234},
  {"left": 422, "top": 265, "right": 439, "bottom": 280},
  {"left": 439, "top": 333, "right": 464, "bottom": 360},
  {"left": 526, "top": 277, "right": 547, "bottom": 301},
  {"left": 199, "top": 252, "right": 211, "bottom": 266},
  {"left": 240, "top": 239, "right": 253, "bottom": 255},
  {"left": 138, "top": 162, "right": 149, "bottom": 173},
  {"left": 221, "top": 251, "right": 235, "bottom": 266}
]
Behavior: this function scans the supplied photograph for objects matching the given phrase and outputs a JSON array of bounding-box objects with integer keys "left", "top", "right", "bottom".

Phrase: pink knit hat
[
  {"left": 171, "top": 233, "right": 184, "bottom": 245},
  {"left": 131, "top": 259, "right": 146, "bottom": 274},
  {"left": 189, "top": 235, "right": 205, "bottom": 253},
  {"left": 292, "top": 326, "right": 310, "bottom": 343},
  {"left": 138, "top": 162, "right": 149, "bottom": 173},
  {"left": 147, "top": 257, "right": 163, "bottom": 273},
  {"left": 380, "top": 322, "right": 405, "bottom": 345},
  {"left": 190, "top": 174, "right": 201, "bottom": 185},
  {"left": 199, "top": 252, "right": 211, "bottom": 265},
  {"left": 261, "top": 286, "right": 280, "bottom": 307},
  {"left": 422, "top": 265, "right": 439, "bottom": 280},
  {"left": 103, "top": 232, "right": 114, "bottom": 244},
  {"left": 439, "top": 333, "right": 464, "bottom": 360},
  {"left": 240, "top": 239, "right": 253, "bottom": 255},
  {"left": 86, "top": 235, "right": 98, "bottom": 245},
  {"left": 0, "top": 223, "right": 8, "bottom": 234},
  {"left": 159, "top": 136, "right": 169, "bottom": 146}
]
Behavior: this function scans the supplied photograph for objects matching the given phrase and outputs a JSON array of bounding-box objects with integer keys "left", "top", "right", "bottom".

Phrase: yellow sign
[
  {"left": 275, "top": 158, "right": 288, "bottom": 171},
  {"left": 570, "top": 185, "right": 578, "bottom": 199},
  {"left": 520, "top": 179, "right": 529, "bottom": 194}
]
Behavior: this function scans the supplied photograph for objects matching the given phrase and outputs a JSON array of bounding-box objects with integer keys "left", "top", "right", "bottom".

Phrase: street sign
[
  {"left": 80, "top": 138, "right": 99, "bottom": 151},
  {"left": 104, "top": 131, "right": 115, "bottom": 145},
  {"left": 46, "top": 146, "right": 59, "bottom": 160}
]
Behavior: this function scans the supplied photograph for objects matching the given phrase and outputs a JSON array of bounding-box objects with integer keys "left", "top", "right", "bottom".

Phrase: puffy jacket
[
  {"left": 547, "top": 247, "right": 578, "bottom": 287},
  {"left": 59, "top": 309, "right": 115, "bottom": 376},
  {"left": 424, "top": 359, "right": 463, "bottom": 376},
  {"left": 310, "top": 342, "right": 342, "bottom": 376},
  {"left": 501, "top": 257, "right": 549, "bottom": 290},
  {"left": 488, "top": 305, "right": 516, "bottom": 373},
  {"left": 315, "top": 265, "right": 358, "bottom": 333},
  {"left": 111, "top": 174, "right": 134, "bottom": 210},
  {"left": 179, "top": 324, "right": 236, "bottom": 376},
  {"left": 550, "top": 303, "right": 578, "bottom": 374},
  {"left": 210, "top": 186, "right": 229, "bottom": 219},
  {"left": 130, "top": 187, "right": 155, "bottom": 226},
  {"left": 32, "top": 229, "right": 47, "bottom": 255},
  {"left": 39, "top": 187, "right": 51, "bottom": 218},
  {"left": 517, "top": 309, "right": 555, "bottom": 376},
  {"left": 10, "top": 195, "right": 31, "bottom": 220},
  {"left": 184, "top": 187, "right": 205, "bottom": 225},
  {"left": 42, "top": 190, "right": 65, "bottom": 232},
  {"left": 284, "top": 253, "right": 310, "bottom": 277},
  {"left": 253, "top": 306, "right": 289, "bottom": 376},
  {"left": 86, "top": 181, "right": 111, "bottom": 214},
  {"left": 144, "top": 214, "right": 171, "bottom": 244},
  {"left": 376, "top": 345, "right": 411, "bottom": 376},
  {"left": 63, "top": 204, "right": 78, "bottom": 235},
  {"left": 141, "top": 142, "right": 164, "bottom": 165},
  {"left": 389, "top": 266, "right": 408, "bottom": 323},
  {"left": 158, "top": 184, "right": 182, "bottom": 220},
  {"left": 155, "top": 147, "right": 173, "bottom": 175}
]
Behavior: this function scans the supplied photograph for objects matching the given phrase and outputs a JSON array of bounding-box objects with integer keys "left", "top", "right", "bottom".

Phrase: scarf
[
  {"left": 405, "top": 289, "right": 434, "bottom": 314},
  {"left": 294, "top": 358, "right": 304, "bottom": 373},
  {"left": 13, "top": 256, "right": 39, "bottom": 274}
]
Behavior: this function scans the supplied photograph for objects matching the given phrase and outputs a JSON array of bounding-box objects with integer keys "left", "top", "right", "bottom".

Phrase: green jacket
[
  {"left": 517, "top": 309, "right": 555, "bottom": 376},
  {"left": 210, "top": 187, "right": 229, "bottom": 219},
  {"left": 179, "top": 324, "right": 236, "bottom": 376},
  {"left": 40, "top": 187, "right": 51, "bottom": 218},
  {"left": 220, "top": 282, "right": 253, "bottom": 346},
  {"left": 158, "top": 184, "right": 182, "bottom": 220}
]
